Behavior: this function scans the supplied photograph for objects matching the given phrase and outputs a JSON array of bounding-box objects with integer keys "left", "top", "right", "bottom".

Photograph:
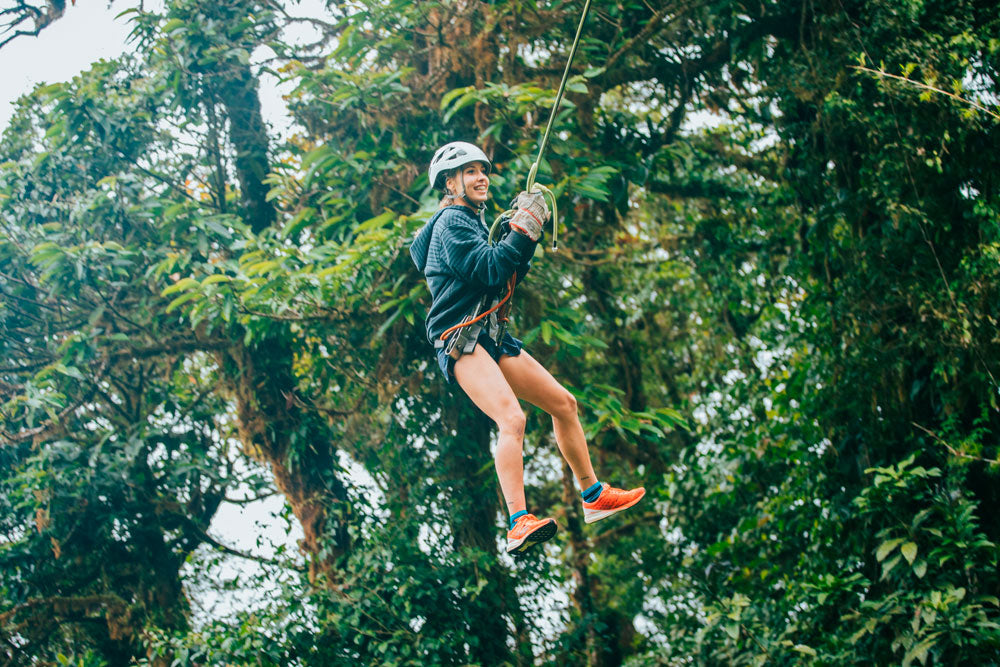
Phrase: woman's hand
[{"left": 509, "top": 191, "right": 550, "bottom": 241}]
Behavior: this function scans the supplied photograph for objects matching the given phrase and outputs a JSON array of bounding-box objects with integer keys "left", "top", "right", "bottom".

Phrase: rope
[
  {"left": 444, "top": 1, "right": 593, "bottom": 348},
  {"left": 489, "top": 0, "right": 592, "bottom": 249},
  {"left": 526, "top": 0, "right": 592, "bottom": 195}
]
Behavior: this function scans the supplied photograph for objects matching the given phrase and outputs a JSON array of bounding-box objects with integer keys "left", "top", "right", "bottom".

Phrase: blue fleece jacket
[{"left": 409, "top": 205, "right": 537, "bottom": 344}]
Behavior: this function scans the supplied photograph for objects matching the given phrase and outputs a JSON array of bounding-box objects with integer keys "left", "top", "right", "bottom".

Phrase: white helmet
[{"left": 428, "top": 141, "right": 491, "bottom": 192}]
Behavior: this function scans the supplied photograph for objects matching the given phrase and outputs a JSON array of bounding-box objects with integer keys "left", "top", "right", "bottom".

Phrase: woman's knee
[
  {"left": 496, "top": 407, "right": 526, "bottom": 438},
  {"left": 549, "top": 389, "right": 578, "bottom": 421}
]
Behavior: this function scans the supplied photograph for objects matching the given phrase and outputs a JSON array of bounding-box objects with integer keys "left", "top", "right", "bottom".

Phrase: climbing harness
[
  {"left": 439, "top": 0, "right": 593, "bottom": 354},
  {"left": 435, "top": 274, "right": 516, "bottom": 359}
]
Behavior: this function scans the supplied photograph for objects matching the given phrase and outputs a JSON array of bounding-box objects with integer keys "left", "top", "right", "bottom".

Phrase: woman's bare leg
[
  {"left": 498, "top": 351, "right": 598, "bottom": 490},
  {"left": 453, "top": 345, "right": 528, "bottom": 516}
]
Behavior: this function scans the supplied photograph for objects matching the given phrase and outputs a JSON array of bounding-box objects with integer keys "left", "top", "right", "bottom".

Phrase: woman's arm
[
  {"left": 515, "top": 258, "right": 532, "bottom": 286},
  {"left": 437, "top": 211, "right": 537, "bottom": 289}
]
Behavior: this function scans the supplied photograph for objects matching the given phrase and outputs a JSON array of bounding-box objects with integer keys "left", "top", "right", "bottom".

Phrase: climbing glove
[{"left": 509, "top": 190, "right": 550, "bottom": 241}]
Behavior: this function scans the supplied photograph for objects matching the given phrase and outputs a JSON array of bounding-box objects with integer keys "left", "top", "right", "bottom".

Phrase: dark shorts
[{"left": 436, "top": 330, "right": 524, "bottom": 383}]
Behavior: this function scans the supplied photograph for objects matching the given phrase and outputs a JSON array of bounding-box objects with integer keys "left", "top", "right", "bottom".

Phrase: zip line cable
[
  {"left": 525, "top": 0, "right": 593, "bottom": 194},
  {"left": 447, "top": 0, "right": 594, "bottom": 349},
  {"left": 437, "top": 0, "right": 594, "bottom": 348},
  {"left": 488, "top": 0, "right": 593, "bottom": 250}
]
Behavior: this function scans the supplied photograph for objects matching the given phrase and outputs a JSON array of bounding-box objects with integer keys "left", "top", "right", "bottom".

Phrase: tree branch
[
  {"left": 912, "top": 422, "right": 1000, "bottom": 465},
  {"left": 602, "top": 3, "right": 673, "bottom": 75},
  {"left": 0, "top": 0, "right": 66, "bottom": 50}
]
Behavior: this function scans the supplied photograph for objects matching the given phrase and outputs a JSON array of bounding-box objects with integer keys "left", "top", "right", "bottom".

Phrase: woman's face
[{"left": 447, "top": 161, "right": 490, "bottom": 206}]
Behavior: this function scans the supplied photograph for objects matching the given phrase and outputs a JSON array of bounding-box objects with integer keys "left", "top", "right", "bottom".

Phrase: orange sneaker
[
  {"left": 506, "top": 513, "right": 558, "bottom": 554},
  {"left": 582, "top": 484, "right": 645, "bottom": 524}
]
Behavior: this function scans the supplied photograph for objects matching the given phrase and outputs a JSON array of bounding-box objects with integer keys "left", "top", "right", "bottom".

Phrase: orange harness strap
[{"left": 438, "top": 275, "right": 516, "bottom": 342}]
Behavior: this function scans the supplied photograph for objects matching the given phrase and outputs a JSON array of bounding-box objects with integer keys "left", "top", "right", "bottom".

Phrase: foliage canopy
[{"left": 1, "top": 0, "right": 998, "bottom": 665}]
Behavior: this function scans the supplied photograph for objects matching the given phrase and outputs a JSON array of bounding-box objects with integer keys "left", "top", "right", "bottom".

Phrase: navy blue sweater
[{"left": 409, "top": 205, "right": 536, "bottom": 344}]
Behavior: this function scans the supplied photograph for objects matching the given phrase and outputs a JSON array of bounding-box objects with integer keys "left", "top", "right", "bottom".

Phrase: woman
[{"left": 410, "top": 141, "right": 644, "bottom": 554}]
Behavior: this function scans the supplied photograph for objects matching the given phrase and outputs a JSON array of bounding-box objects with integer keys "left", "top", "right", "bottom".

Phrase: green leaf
[
  {"left": 244, "top": 260, "right": 280, "bottom": 276},
  {"left": 573, "top": 183, "right": 610, "bottom": 202},
  {"left": 881, "top": 554, "right": 902, "bottom": 579},
  {"left": 900, "top": 541, "right": 918, "bottom": 564},
  {"left": 283, "top": 207, "right": 316, "bottom": 238},
  {"left": 792, "top": 644, "right": 818, "bottom": 657},
  {"left": 443, "top": 90, "right": 481, "bottom": 123},
  {"left": 166, "top": 291, "right": 203, "bottom": 313},
  {"left": 440, "top": 85, "right": 474, "bottom": 110},
  {"left": 162, "top": 17, "right": 185, "bottom": 33},
  {"left": 876, "top": 538, "right": 904, "bottom": 562},
  {"left": 201, "top": 274, "right": 232, "bottom": 286},
  {"left": 162, "top": 277, "right": 199, "bottom": 296},
  {"left": 356, "top": 210, "right": 395, "bottom": 233},
  {"left": 54, "top": 364, "right": 84, "bottom": 381},
  {"left": 902, "top": 636, "right": 938, "bottom": 667}
]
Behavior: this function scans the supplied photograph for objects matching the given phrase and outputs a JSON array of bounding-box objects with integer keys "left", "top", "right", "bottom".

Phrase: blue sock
[
  {"left": 582, "top": 481, "right": 603, "bottom": 503},
  {"left": 509, "top": 510, "right": 527, "bottom": 530}
]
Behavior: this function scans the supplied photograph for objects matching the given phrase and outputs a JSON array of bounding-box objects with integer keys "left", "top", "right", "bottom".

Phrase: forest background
[{"left": 1, "top": 0, "right": 998, "bottom": 665}]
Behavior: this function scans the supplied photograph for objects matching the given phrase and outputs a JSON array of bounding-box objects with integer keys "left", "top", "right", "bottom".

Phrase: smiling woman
[{"left": 409, "top": 140, "right": 646, "bottom": 557}]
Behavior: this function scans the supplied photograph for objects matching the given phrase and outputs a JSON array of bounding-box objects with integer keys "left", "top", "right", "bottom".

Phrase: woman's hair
[{"left": 437, "top": 167, "right": 459, "bottom": 209}]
